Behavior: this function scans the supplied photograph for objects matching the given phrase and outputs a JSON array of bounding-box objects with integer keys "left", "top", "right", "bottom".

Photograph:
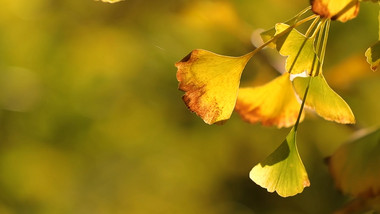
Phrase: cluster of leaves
[
  {"left": 94, "top": 0, "right": 380, "bottom": 211},
  {"left": 176, "top": 0, "right": 380, "bottom": 202}
]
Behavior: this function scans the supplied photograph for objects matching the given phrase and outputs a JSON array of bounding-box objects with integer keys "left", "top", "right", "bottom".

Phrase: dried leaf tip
[{"left": 310, "top": 0, "right": 360, "bottom": 22}]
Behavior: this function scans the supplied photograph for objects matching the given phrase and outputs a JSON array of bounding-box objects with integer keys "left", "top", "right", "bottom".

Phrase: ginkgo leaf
[
  {"left": 275, "top": 23, "right": 318, "bottom": 74},
  {"left": 292, "top": 75, "right": 355, "bottom": 124},
  {"left": 250, "top": 128, "right": 310, "bottom": 197},
  {"left": 328, "top": 128, "right": 380, "bottom": 197},
  {"left": 235, "top": 73, "right": 303, "bottom": 128},
  {"left": 365, "top": 40, "right": 380, "bottom": 72},
  {"left": 261, "top": 23, "right": 293, "bottom": 49},
  {"left": 176, "top": 49, "right": 252, "bottom": 124},
  {"left": 310, "top": 0, "right": 360, "bottom": 22},
  {"left": 260, "top": 7, "right": 310, "bottom": 48}
]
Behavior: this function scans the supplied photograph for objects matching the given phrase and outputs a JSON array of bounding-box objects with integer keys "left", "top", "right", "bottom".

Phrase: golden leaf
[
  {"left": 176, "top": 49, "right": 252, "bottom": 124},
  {"left": 293, "top": 75, "right": 355, "bottom": 124},
  {"left": 235, "top": 73, "right": 303, "bottom": 128}
]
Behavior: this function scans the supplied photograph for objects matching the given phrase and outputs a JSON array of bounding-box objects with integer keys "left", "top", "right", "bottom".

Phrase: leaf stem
[
  {"left": 310, "top": 19, "right": 324, "bottom": 39},
  {"left": 296, "top": 6, "right": 312, "bottom": 19},
  {"left": 294, "top": 19, "right": 329, "bottom": 131},
  {"left": 246, "top": 14, "right": 319, "bottom": 58},
  {"left": 305, "top": 16, "right": 320, "bottom": 37},
  {"left": 294, "top": 75, "right": 312, "bottom": 131},
  {"left": 316, "top": 19, "right": 331, "bottom": 76},
  {"left": 287, "top": 17, "right": 320, "bottom": 74},
  {"left": 311, "top": 19, "right": 327, "bottom": 76},
  {"left": 292, "top": 6, "right": 312, "bottom": 23}
]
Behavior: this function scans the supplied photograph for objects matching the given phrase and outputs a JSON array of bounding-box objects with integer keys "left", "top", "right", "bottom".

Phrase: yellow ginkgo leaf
[
  {"left": 328, "top": 128, "right": 380, "bottom": 197},
  {"left": 176, "top": 49, "right": 252, "bottom": 124},
  {"left": 275, "top": 23, "right": 318, "bottom": 75},
  {"left": 365, "top": 40, "right": 380, "bottom": 72},
  {"left": 293, "top": 75, "right": 355, "bottom": 124},
  {"left": 310, "top": 0, "right": 360, "bottom": 22},
  {"left": 235, "top": 73, "right": 303, "bottom": 128},
  {"left": 250, "top": 128, "right": 310, "bottom": 197}
]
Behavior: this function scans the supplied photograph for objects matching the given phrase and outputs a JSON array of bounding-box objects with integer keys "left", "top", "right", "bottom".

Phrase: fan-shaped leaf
[
  {"left": 292, "top": 75, "right": 355, "bottom": 124},
  {"left": 235, "top": 73, "right": 303, "bottom": 128},
  {"left": 275, "top": 24, "right": 317, "bottom": 74},
  {"left": 250, "top": 128, "right": 310, "bottom": 197},
  {"left": 176, "top": 49, "right": 252, "bottom": 124}
]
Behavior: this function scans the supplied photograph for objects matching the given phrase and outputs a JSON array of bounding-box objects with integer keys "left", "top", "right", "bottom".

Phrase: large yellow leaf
[
  {"left": 293, "top": 75, "right": 355, "bottom": 124},
  {"left": 275, "top": 24, "right": 317, "bottom": 74},
  {"left": 311, "top": 0, "right": 360, "bottom": 22},
  {"left": 235, "top": 73, "right": 303, "bottom": 128},
  {"left": 328, "top": 128, "right": 380, "bottom": 197},
  {"left": 176, "top": 49, "right": 252, "bottom": 124},
  {"left": 250, "top": 128, "right": 310, "bottom": 197}
]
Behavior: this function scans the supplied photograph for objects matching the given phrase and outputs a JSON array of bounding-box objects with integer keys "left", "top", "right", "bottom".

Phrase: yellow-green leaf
[
  {"left": 260, "top": 7, "right": 310, "bottom": 49},
  {"left": 250, "top": 128, "right": 310, "bottom": 197},
  {"left": 293, "top": 75, "right": 355, "bottom": 124},
  {"left": 275, "top": 23, "right": 318, "bottom": 74},
  {"left": 365, "top": 40, "right": 380, "bottom": 72},
  {"left": 235, "top": 73, "right": 303, "bottom": 128},
  {"left": 176, "top": 49, "right": 252, "bottom": 124},
  {"left": 328, "top": 128, "right": 380, "bottom": 197},
  {"left": 311, "top": 0, "right": 360, "bottom": 22}
]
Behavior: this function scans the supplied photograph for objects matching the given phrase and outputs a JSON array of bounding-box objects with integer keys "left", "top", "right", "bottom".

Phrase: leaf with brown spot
[
  {"left": 310, "top": 0, "right": 360, "bottom": 22},
  {"left": 176, "top": 49, "right": 252, "bottom": 124},
  {"left": 235, "top": 73, "right": 303, "bottom": 128}
]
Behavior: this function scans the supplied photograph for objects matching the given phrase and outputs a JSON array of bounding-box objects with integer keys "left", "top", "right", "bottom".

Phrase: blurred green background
[{"left": 0, "top": 0, "right": 379, "bottom": 213}]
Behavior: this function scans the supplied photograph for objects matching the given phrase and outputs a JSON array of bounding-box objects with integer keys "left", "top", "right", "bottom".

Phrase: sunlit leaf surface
[
  {"left": 235, "top": 73, "right": 303, "bottom": 128},
  {"left": 310, "top": 0, "right": 360, "bottom": 22},
  {"left": 365, "top": 41, "right": 380, "bottom": 72},
  {"left": 250, "top": 128, "right": 310, "bottom": 197},
  {"left": 329, "top": 128, "right": 380, "bottom": 197},
  {"left": 176, "top": 49, "right": 252, "bottom": 124},
  {"left": 275, "top": 24, "right": 317, "bottom": 74},
  {"left": 293, "top": 75, "right": 355, "bottom": 124}
]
